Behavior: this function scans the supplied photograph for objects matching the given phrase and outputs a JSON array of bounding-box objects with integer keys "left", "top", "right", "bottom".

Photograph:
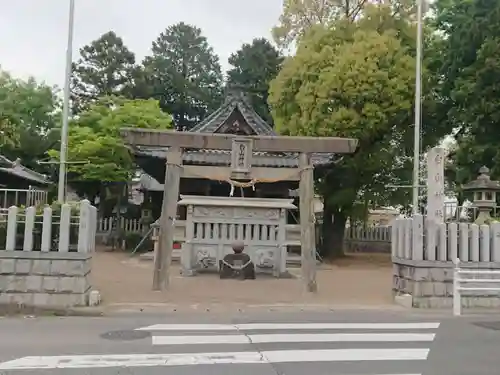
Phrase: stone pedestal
[
  {"left": 0, "top": 251, "right": 92, "bottom": 307},
  {"left": 393, "top": 258, "right": 500, "bottom": 308}
]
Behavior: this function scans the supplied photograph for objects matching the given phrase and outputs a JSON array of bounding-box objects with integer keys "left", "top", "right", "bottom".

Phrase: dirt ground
[{"left": 90, "top": 248, "right": 394, "bottom": 311}]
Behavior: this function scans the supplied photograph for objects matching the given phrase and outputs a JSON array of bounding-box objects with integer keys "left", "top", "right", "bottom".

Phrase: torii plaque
[{"left": 121, "top": 129, "right": 358, "bottom": 292}]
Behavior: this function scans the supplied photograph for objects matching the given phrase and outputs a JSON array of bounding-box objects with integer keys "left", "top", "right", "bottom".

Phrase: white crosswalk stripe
[{"left": 0, "top": 321, "right": 440, "bottom": 373}]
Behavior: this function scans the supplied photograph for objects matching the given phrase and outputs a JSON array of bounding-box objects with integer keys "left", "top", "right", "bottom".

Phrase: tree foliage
[
  {"left": 272, "top": 0, "right": 427, "bottom": 50},
  {"left": 141, "top": 22, "right": 224, "bottom": 130},
  {"left": 227, "top": 38, "right": 284, "bottom": 124},
  {"left": 272, "top": 0, "right": 370, "bottom": 49},
  {"left": 0, "top": 69, "right": 60, "bottom": 173},
  {"left": 432, "top": 0, "right": 500, "bottom": 196},
  {"left": 47, "top": 97, "right": 173, "bottom": 198},
  {"left": 71, "top": 31, "right": 138, "bottom": 113},
  {"left": 269, "top": 3, "right": 445, "bottom": 258}
]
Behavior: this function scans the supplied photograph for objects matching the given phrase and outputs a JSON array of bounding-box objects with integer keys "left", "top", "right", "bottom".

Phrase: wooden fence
[
  {"left": 97, "top": 217, "right": 146, "bottom": 234},
  {"left": 344, "top": 225, "right": 391, "bottom": 241},
  {"left": 392, "top": 214, "right": 500, "bottom": 262}
]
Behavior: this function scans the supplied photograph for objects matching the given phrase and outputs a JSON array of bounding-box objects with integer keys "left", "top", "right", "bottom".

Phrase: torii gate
[{"left": 121, "top": 129, "right": 358, "bottom": 292}]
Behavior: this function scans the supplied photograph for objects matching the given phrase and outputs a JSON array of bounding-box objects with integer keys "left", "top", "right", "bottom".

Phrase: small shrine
[
  {"left": 123, "top": 89, "right": 358, "bottom": 290},
  {"left": 463, "top": 166, "right": 500, "bottom": 224},
  {"left": 133, "top": 90, "right": 336, "bottom": 219}
]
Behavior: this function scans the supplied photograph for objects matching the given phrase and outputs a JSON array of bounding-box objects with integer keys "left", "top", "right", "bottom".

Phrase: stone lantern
[{"left": 462, "top": 166, "right": 500, "bottom": 224}]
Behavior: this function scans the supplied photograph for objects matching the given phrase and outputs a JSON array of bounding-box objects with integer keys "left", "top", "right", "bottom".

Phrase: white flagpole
[{"left": 57, "top": 0, "right": 76, "bottom": 203}]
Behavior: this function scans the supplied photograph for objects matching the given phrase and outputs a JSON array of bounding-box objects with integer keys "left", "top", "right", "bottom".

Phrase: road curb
[{"left": 0, "top": 303, "right": 104, "bottom": 317}]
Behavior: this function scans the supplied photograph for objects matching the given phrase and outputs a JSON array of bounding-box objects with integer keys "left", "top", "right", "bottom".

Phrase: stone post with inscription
[
  {"left": 426, "top": 147, "right": 446, "bottom": 223},
  {"left": 423, "top": 147, "right": 446, "bottom": 261}
]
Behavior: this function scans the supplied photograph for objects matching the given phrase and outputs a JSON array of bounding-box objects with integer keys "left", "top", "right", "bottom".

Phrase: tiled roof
[
  {"left": 189, "top": 90, "right": 275, "bottom": 135},
  {"left": 133, "top": 146, "right": 333, "bottom": 168},
  {"left": 0, "top": 155, "right": 50, "bottom": 185}
]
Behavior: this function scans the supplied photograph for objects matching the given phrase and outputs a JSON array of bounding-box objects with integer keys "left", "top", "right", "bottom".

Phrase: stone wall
[
  {"left": 0, "top": 251, "right": 91, "bottom": 307},
  {"left": 345, "top": 239, "right": 391, "bottom": 253},
  {"left": 393, "top": 258, "right": 500, "bottom": 308}
]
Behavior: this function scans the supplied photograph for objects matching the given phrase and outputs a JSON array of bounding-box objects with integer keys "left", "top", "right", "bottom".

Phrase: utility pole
[
  {"left": 57, "top": 0, "right": 76, "bottom": 203},
  {"left": 412, "top": 0, "right": 424, "bottom": 215}
]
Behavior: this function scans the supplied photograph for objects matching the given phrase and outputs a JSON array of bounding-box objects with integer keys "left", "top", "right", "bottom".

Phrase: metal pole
[
  {"left": 57, "top": 0, "right": 76, "bottom": 203},
  {"left": 412, "top": 0, "right": 423, "bottom": 215}
]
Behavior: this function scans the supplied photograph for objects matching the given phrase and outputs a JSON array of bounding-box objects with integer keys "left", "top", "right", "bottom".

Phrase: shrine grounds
[{"left": 89, "top": 248, "right": 396, "bottom": 314}]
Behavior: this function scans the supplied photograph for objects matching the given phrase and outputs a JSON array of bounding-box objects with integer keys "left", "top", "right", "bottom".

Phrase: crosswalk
[{"left": 0, "top": 321, "right": 440, "bottom": 373}]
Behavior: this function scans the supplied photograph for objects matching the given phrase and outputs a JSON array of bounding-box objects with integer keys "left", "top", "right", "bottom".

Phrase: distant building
[{"left": 0, "top": 154, "right": 50, "bottom": 207}]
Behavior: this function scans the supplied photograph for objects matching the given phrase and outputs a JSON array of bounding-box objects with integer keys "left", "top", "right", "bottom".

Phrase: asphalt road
[{"left": 0, "top": 310, "right": 500, "bottom": 374}]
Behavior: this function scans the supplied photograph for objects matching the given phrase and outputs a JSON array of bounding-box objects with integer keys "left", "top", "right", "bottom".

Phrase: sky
[{"left": 0, "top": 0, "right": 283, "bottom": 89}]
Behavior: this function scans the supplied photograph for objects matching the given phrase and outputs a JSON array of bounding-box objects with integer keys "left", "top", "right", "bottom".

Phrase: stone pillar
[{"left": 426, "top": 147, "right": 446, "bottom": 223}]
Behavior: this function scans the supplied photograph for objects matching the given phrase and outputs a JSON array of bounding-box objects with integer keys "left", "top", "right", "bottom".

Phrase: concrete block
[
  {"left": 0, "top": 258, "right": 15, "bottom": 274},
  {"left": 50, "top": 260, "right": 70, "bottom": 276},
  {"left": 404, "top": 279, "right": 414, "bottom": 294},
  {"left": 418, "top": 281, "right": 435, "bottom": 297},
  {"left": 394, "top": 294, "right": 413, "bottom": 308},
  {"left": 64, "top": 260, "right": 89, "bottom": 276},
  {"left": 430, "top": 267, "right": 446, "bottom": 282},
  {"left": 73, "top": 277, "right": 90, "bottom": 294},
  {"left": 32, "top": 293, "right": 50, "bottom": 306},
  {"left": 0, "top": 292, "right": 12, "bottom": 304},
  {"left": 6, "top": 276, "right": 26, "bottom": 292},
  {"left": 412, "top": 297, "right": 429, "bottom": 308},
  {"left": 395, "top": 277, "right": 405, "bottom": 292},
  {"left": 413, "top": 267, "right": 430, "bottom": 281},
  {"left": 25, "top": 275, "right": 43, "bottom": 292},
  {"left": 0, "top": 275, "right": 8, "bottom": 292},
  {"left": 48, "top": 294, "right": 71, "bottom": 307},
  {"left": 10, "top": 293, "right": 33, "bottom": 305},
  {"left": 433, "top": 281, "right": 447, "bottom": 297},
  {"left": 71, "top": 293, "right": 87, "bottom": 306},
  {"left": 31, "top": 259, "right": 51, "bottom": 275},
  {"left": 405, "top": 265, "right": 414, "bottom": 278},
  {"left": 14, "top": 259, "right": 31, "bottom": 275},
  {"left": 57, "top": 277, "right": 75, "bottom": 293},
  {"left": 47, "top": 293, "right": 86, "bottom": 307},
  {"left": 428, "top": 297, "right": 452, "bottom": 309},
  {"left": 42, "top": 276, "right": 59, "bottom": 292}
]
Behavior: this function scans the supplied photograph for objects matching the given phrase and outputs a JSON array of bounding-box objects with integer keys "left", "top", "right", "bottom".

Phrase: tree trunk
[{"left": 320, "top": 206, "right": 348, "bottom": 260}]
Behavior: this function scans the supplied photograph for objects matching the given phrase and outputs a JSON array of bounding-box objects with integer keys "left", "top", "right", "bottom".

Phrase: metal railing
[
  {"left": 0, "top": 188, "right": 48, "bottom": 208},
  {"left": 453, "top": 258, "right": 500, "bottom": 316}
]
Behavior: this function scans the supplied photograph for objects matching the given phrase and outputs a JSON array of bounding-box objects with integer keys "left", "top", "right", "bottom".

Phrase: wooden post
[
  {"left": 299, "top": 152, "right": 317, "bottom": 293},
  {"left": 153, "top": 146, "right": 183, "bottom": 291}
]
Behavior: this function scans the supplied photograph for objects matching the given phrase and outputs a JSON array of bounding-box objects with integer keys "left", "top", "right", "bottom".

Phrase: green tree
[
  {"left": 0, "top": 69, "right": 60, "bottom": 174},
  {"left": 227, "top": 38, "right": 284, "bottom": 124},
  {"left": 272, "top": 0, "right": 421, "bottom": 49},
  {"left": 269, "top": 5, "right": 437, "bottom": 258},
  {"left": 71, "top": 31, "right": 138, "bottom": 113},
  {"left": 48, "top": 97, "right": 173, "bottom": 200},
  {"left": 432, "top": 0, "right": 500, "bottom": 193},
  {"left": 141, "top": 22, "right": 223, "bottom": 130}
]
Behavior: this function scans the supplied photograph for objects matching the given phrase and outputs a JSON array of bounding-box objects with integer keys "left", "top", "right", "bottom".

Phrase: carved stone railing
[
  {"left": 165, "top": 195, "right": 298, "bottom": 277},
  {"left": 152, "top": 220, "right": 301, "bottom": 262}
]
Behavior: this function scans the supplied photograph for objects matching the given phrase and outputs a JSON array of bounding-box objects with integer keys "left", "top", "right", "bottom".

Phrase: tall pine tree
[
  {"left": 71, "top": 31, "right": 137, "bottom": 113},
  {"left": 227, "top": 38, "right": 283, "bottom": 125},
  {"left": 142, "top": 22, "right": 223, "bottom": 130}
]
